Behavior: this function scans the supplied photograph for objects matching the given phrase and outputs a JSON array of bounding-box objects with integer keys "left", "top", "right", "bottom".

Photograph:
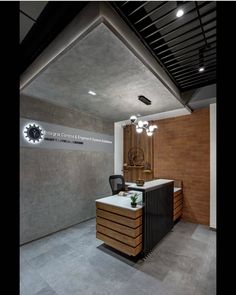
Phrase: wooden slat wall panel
[
  {"left": 174, "top": 210, "right": 182, "bottom": 221},
  {"left": 174, "top": 198, "right": 183, "bottom": 208},
  {"left": 96, "top": 232, "right": 142, "bottom": 256},
  {"left": 174, "top": 204, "right": 183, "bottom": 215},
  {"left": 96, "top": 209, "right": 142, "bottom": 228},
  {"left": 96, "top": 202, "right": 142, "bottom": 219},
  {"left": 174, "top": 190, "right": 182, "bottom": 197},
  {"left": 173, "top": 187, "right": 183, "bottom": 221},
  {"left": 96, "top": 204, "right": 143, "bottom": 256},
  {"left": 174, "top": 193, "right": 183, "bottom": 204},
  {"left": 123, "top": 124, "right": 154, "bottom": 182},
  {"left": 96, "top": 224, "right": 142, "bottom": 247},
  {"left": 97, "top": 217, "right": 142, "bottom": 237}
]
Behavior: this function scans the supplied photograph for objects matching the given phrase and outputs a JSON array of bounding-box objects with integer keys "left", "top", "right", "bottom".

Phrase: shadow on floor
[{"left": 97, "top": 243, "right": 143, "bottom": 266}]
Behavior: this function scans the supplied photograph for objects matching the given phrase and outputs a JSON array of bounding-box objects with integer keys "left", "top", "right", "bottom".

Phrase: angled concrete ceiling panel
[{"left": 21, "top": 2, "right": 189, "bottom": 122}]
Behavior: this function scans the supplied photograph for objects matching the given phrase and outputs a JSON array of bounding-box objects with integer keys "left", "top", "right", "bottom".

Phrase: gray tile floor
[{"left": 20, "top": 219, "right": 216, "bottom": 295}]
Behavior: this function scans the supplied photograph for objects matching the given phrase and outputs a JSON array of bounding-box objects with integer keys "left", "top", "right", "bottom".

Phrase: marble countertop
[
  {"left": 174, "top": 187, "right": 182, "bottom": 192},
  {"left": 96, "top": 182, "right": 182, "bottom": 211},
  {"left": 126, "top": 179, "right": 174, "bottom": 191},
  {"left": 96, "top": 190, "right": 143, "bottom": 211}
]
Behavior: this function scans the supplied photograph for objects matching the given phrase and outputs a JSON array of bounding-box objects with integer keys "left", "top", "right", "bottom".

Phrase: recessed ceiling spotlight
[
  {"left": 199, "top": 67, "right": 205, "bottom": 72},
  {"left": 88, "top": 90, "right": 96, "bottom": 95},
  {"left": 176, "top": 9, "right": 184, "bottom": 18}
]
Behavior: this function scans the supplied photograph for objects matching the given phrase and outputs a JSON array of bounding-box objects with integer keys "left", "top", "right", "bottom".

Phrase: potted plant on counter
[{"left": 130, "top": 193, "right": 138, "bottom": 208}]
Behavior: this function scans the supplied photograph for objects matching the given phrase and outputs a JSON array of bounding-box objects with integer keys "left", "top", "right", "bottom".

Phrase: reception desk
[{"left": 96, "top": 179, "right": 174, "bottom": 257}]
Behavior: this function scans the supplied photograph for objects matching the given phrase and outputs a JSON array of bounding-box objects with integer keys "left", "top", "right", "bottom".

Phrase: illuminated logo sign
[{"left": 23, "top": 123, "right": 44, "bottom": 144}]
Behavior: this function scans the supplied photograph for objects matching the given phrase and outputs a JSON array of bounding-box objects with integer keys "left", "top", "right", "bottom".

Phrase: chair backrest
[{"left": 109, "top": 175, "right": 125, "bottom": 195}]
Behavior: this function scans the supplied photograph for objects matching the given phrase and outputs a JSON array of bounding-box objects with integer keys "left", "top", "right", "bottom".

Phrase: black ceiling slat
[
  {"left": 166, "top": 50, "right": 216, "bottom": 69},
  {"left": 160, "top": 35, "right": 216, "bottom": 60},
  {"left": 181, "top": 79, "right": 216, "bottom": 90},
  {"left": 128, "top": 1, "right": 148, "bottom": 16},
  {"left": 194, "top": 1, "right": 208, "bottom": 48},
  {"left": 161, "top": 44, "right": 216, "bottom": 70},
  {"left": 152, "top": 16, "right": 216, "bottom": 50},
  {"left": 174, "top": 63, "right": 216, "bottom": 79},
  {"left": 168, "top": 53, "right": 216, "bottom": 72},
  {"left": 134, "top": 1, "right": 168, "bottom": 24},
  {"left": 175, "top": 69, "right": 216, "bottom": 85},
  {"left": 163, "top": 44, "right": 216, "bottom": 66},
  {"left": 138, "top": 2, "right": 191, "bottom": 32},
  {"left": 144, "top": 1, "right": 210, "bottom": 39},
  {"left": 139, "top": 1, "right": 195, "bottom": 32},
  {"left": 163, "top": 41, "right": 216, "bottom": 64},
  {"left": 180, "top": 74, "right": 216, "bottom": 86},
  {"left": 121, "top": 1, "right": 130, "bottom": 8},
  {"left": 170, "top": 56, "right": 216, "bottom": 75},
  {"left": 175, "top": 67, "right": 216, "bottom": 82},
  {"left": 111, "top": 1, "right": 180, "bottom": 89},
  {"left": 147, "top": 5, "right": 216, "bottom": 43},
  {"left": 171, "top": 62, "right": 216, "bottom": 77},
  {"left": 112, "top": 1, "right": 216, "bottom": 92},
  {"left": 155, "top": 27, "right": 215, "bottom": 54},
  {"left": 179, "top": 73, "right": 216, "bottom": 87},
  {"left": 176, "top": 73, "right": 216, "bottom": 88},
  {"left": 180, "top": 78, "right": 216, "bottom": 90}
]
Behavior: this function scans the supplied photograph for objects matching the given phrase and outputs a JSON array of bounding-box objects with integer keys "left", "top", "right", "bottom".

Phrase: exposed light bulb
[
  {"left": 143, "top": 121, "right": 149, "bottom": 128},
  {"left": 199, "top": 67, "right": 205, "bottom": 72},
  {"left": 147, "top": 131, "right": 153, "bottom": 136},
  {"left": 149, "top": 125, "right": 155, "bottom": 132},
  {"left": 176, "top": 9, "right": 184, "bottom": 18},
  {"left": 136, "top": 128, "right": 143, "bottom": 133},
  {"left": 130, "top": 115, "right": 137, "bottom": 123},
  {"left": 153, "top": 125, "right": 158, "bottom": 129},
  {"left": 138, "top": 120, "right": 143, "bottom": 128}
]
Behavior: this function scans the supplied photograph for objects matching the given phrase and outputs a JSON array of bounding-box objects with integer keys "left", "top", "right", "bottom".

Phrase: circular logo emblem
[{"left": 23, "top": 123, "right": 44, "bottom": 144}]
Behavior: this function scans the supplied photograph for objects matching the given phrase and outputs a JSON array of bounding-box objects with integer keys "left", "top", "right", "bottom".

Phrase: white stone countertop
[
  {"left": 174, "top": 187, "right": 182, "bottom": 192},
  {"left": 126, "top": 179, "right": 174, "bottom": 191},
  {"left": 96, "top": 190, "right": 143, "bottom": 211}
]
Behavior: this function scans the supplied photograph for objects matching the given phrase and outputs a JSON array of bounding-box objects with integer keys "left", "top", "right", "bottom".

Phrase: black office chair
[{"left": 109, "top": 175, "right": 125, "bottom": 195}]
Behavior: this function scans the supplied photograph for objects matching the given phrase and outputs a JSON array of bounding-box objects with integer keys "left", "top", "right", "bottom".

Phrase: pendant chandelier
[{"left": 129, "top": 115, "right": 158, "bottom": 136}]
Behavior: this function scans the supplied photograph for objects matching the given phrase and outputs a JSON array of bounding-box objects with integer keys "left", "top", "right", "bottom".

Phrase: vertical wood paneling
[{"left": 123, "top": 124, "right": 153, "bottom": 182}]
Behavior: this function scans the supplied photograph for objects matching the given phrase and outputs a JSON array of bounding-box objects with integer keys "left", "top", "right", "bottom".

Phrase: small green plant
[{"left": 130, "top": 193, "right": 138, "bottom": 205}]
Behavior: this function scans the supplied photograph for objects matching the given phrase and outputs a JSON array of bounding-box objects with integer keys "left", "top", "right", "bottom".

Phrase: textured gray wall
[{"left": 20, "top": 94, "right": 114, "bottom": 244}]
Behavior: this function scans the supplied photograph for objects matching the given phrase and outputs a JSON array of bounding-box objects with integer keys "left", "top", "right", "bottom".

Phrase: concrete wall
[
  {"left": 210, "top": 103, "right": 216, "bottom": 229},
  {"left": 20, "top": 95, "right": 114, "bottom": 244}
]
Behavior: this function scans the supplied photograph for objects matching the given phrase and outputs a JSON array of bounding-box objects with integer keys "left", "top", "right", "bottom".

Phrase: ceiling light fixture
[
  {"left": 88, "top": 90, "right": 96, "bottom": 95},
  {"left": 129, "top": 115, "right": 158, "bottom": 136},
  {"left": 199, "top": 67, "right": 205, "bottom": 72},
  {"left": 176, "top": 9, "right": 184, "bottom": 18},
  {"left": 138, "top": 95, "right": 151, "bottom": 105}
]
